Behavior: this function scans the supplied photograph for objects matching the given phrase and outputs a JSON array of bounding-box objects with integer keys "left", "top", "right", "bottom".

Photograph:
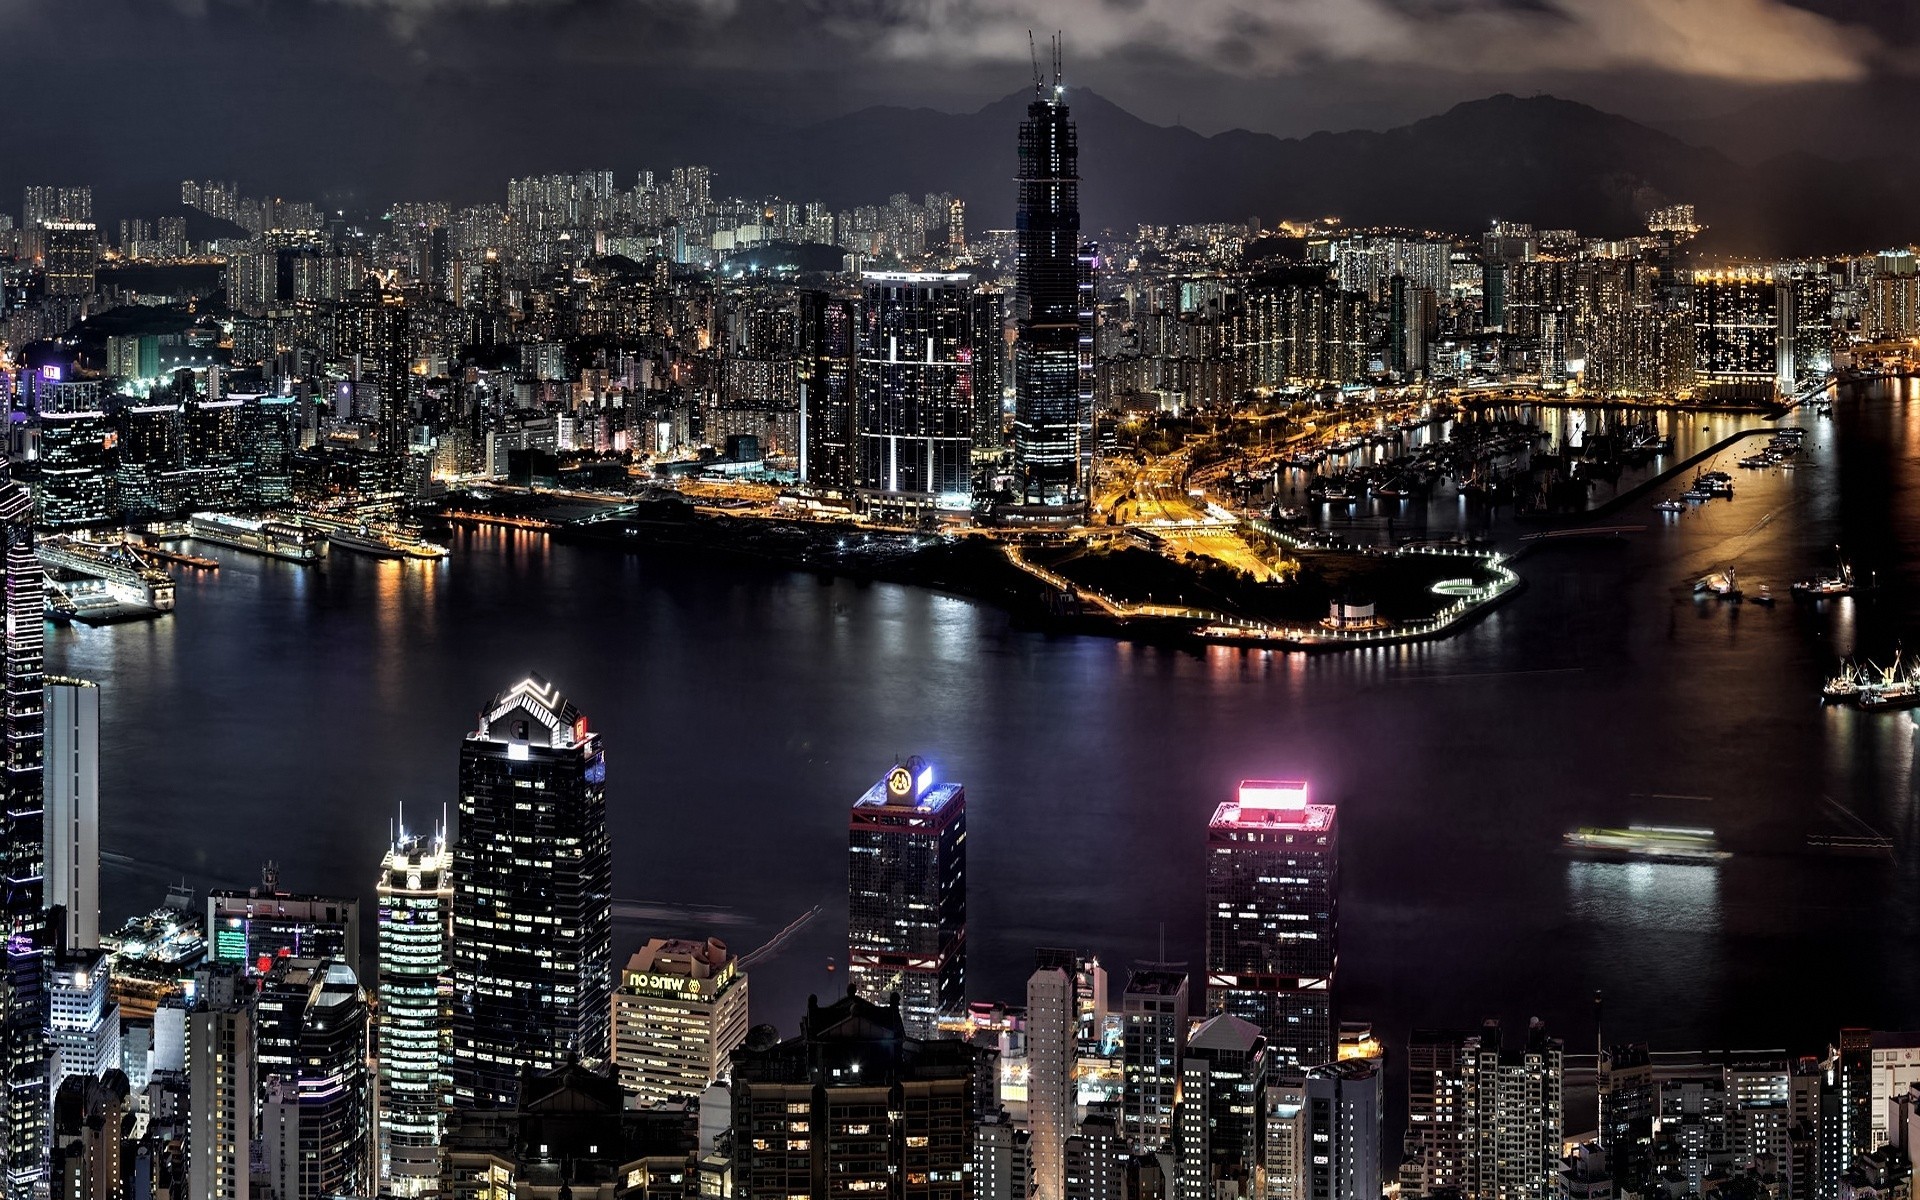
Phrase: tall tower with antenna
[{"left": 1011, "top": 33, "right": 1094, "bottom": 515}]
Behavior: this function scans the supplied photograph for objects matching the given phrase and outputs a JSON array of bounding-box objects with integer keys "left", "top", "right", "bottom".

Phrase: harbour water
[{"left": 53, "top": 382, "right": 1920, "bottom": 1092}]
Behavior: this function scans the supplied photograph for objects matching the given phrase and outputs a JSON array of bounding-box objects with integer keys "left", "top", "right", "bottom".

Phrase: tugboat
[{"left": 1794, "top": 550, "right": 1855, "bottom": 597}]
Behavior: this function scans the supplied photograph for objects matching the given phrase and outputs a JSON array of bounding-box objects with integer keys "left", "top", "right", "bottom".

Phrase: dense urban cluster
[{"left": 6, "top": 73, "right": 1920, "bottom": 541}]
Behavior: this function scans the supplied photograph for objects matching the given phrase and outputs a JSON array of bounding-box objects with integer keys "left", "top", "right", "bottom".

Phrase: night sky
[{"left": 3, "top": 0, "right": 1916, "bottom": 214}]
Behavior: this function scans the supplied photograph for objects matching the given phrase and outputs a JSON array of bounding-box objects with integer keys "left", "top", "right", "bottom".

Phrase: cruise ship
[{"left": 188, "top": 512, "right": 330, "bottom": 563}]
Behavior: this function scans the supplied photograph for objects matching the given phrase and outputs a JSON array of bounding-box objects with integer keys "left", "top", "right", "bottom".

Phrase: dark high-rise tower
[
  {"left": 0, "top": 467, "right": 45, "bottom": 1200},
  {"left": 1012, "top": 44, "right": 1093, "bottom": 512},
  {"left": 847, "top": 756, "right": 965, "bottom": 1039},
  {"left": 799, "top": 288, "right": 858, "bottom": 499},
  {"left": 451, "top": 676, "right": 612, "bottom": 1110},
  {"left": 1204, "top": 780, "right": 1337, "bottom": 1070}
]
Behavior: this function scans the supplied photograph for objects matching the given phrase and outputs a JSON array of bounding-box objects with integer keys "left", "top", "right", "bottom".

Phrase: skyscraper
[
  {"left": 451, "top": 675, "right": 613, "bottom": 1109},
  {"left": 1012, "top": 47, "right": 1092, "bottom": 513},
  {"left": 846, "top": 755, "right": 965, "bottom": 1039},
  {"left": 1028, "top": 965, "right": 1079, "bottom": 1200},
  {"left": 1205, "top": 780, "right": 1338, "bottom": 1070},
  {"left": 44, "top": 678, "right": 100, "bottom": 950},
  {"left": 0, "top": 467, "right": 45, "bottom": 1200},
  {"left": 45, "top": 948, "right": 119, "bottom": 1112},
  {"left": 854, "top": 271, "right": 981, "bottom": 518},
  {"left": 375, "top": 820, "right": 453, "bottom": 1196}
]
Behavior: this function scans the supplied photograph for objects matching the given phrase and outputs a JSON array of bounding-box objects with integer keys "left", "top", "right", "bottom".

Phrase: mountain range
[{"left": 691, "top": 89, "right": 1913, "bottom": 257}]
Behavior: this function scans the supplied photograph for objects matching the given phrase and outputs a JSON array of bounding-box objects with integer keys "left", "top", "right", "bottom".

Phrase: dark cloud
[{"left": 0, "top": 0, "right": 1903, "bottom": 217}]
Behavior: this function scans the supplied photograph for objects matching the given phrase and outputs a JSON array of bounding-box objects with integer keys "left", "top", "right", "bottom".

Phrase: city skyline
[{"left": 8, "top": 5, "right": 1920, "bottom": 1198}]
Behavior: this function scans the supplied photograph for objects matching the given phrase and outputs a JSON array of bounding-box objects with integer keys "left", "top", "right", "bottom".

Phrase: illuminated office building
[
  {"left": 206, "top": 876, "right": 360, "bottom": 980},
  {"left": 847, "top": 755, "right": 965, "bottom": 1039},
  {"left": 611, "top": 936, "right": 750, "bottom": 1108},
  {"left": 44, "top": 678, "right": 99, "bottom": 950},
  {"left": 0, "top": 466, "right": 45, "bottom": 1200},
  {"left": 1205, "top": 780, "right": 1337, "bottom": 1069},
  {"left": 451, "top": 675, "right": 612, "bottom": 1109},
  {"left": 376, "top": 821, "right": 453, "bottom": 1196},
  {"left": 1012, "top": 50, "right": 1093, "bottom": 511}
]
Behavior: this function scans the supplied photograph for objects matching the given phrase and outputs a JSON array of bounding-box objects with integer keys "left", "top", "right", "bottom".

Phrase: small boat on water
[
  {"left": 1695, "top": 567, "right": 1740, "bottom": 599},
  {"left": 1654, "top": 498, "right": 1685, "bottom": 514},
  {"left": 1751, "top": 585, "right": 1775, "bottom": 606}
]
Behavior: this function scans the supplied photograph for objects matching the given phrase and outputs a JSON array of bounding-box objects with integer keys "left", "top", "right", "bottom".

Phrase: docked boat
[
  {"left": 188, "top": 512, "right": 329, "bottom": 564},
  {"left": 1564, "top": 825, "right": 1731, "bottom": 864}
]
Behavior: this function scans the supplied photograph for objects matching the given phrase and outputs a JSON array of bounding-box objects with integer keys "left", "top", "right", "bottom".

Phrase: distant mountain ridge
[{"left": 696, "top": 89, "right": 1915, "bottom": 256}]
